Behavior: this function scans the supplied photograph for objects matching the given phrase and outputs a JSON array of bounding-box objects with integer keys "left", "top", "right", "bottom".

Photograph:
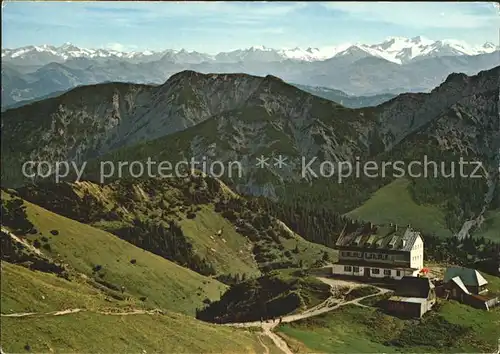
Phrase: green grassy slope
[
  {"left": 1, "top": 191, "right": 226, "bottom": 315},
  {"left": 0, "top": 263, "right": 272, "bottom": 354},
  {"left": 2, "top": 312, "right": 268, "bottom": 353},
  {"left": 1, "top": 311, "right": 267, "bottom": 354},
  {"left": 346, "top": 178, "right": 452, "bottom": 237},
  {"left": 177, "top": 204, "right": 259, "bottom": 277},
  {"left": 278, "top": 302, "right": 500, "bottom": 353},
  {"left": 1, "top": 261, "right": 132, "bottom": 314}
]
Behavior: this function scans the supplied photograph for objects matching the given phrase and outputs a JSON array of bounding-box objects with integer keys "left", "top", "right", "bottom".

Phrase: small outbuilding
[
  {"left": 386, "top": 276, "right": 436, "bottom": 318},
  {"left": 441, "top": 267, "right": 498, "bottom": 310},
  {"left": 443, "top": 267, "right": 488, "bottom": 295}
]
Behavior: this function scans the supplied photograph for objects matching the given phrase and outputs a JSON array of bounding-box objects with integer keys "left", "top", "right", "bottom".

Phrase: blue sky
[{"left": 2, "top": 1, "right": 499, "bottom": 52}]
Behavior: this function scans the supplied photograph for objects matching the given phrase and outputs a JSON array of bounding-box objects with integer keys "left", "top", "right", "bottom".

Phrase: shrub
[
  {"left": 33, "top": 239, "right": 41, "bottom": 248},
  {"left": 222, "top": 210, "right": 237, "bottom": 221},
  {"left": 93, "top": 264, "right": 103, "bottom": 272},
  {"left": 41, "top": 236, "right": 49, "bottom": 242},
  {"left": 50, "top": 230, "right": 59, "bottom": 236},
  {"left": 2, "top": 198, "right": 35, "bottom": 234},
  {"left": 130, "top": 259, "right": 137, "bottom": 264}
]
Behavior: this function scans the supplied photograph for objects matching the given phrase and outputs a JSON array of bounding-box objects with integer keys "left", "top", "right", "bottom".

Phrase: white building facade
[{"left": 331, "top": 226, "right": 424, "bottom": 280}]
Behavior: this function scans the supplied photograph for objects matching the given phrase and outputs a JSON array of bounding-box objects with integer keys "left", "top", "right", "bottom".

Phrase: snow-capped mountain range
[{"left": 3, "top": 36, "right": 498, "bottom": 66}]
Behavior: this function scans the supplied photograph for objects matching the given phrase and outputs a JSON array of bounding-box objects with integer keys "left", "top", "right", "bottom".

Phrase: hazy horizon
[{"left": 2, "top": 1, "right": 499, "bottom": 53}]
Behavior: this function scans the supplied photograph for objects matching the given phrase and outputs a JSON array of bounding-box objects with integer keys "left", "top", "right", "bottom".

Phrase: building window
[
  {"left": 341, "top": 251, "right": 345, "bottom": 256},
  {"left": 377, "top": 254, "right": 383, "bottom": 259},
  {"left": 384, "top": 269, "right": 391, "bottom": 276},
  {"left": 353, "top": 266, "right": 359, "bottom": 273},
  {"left": 396, "top": 270, "right": 401, "bottom": 277},
  {"left": 371, "top": 268, "right": 380, "bottom": 274},
  {"left": 347, "top": 252, "right": 351, "bottom": 256},
  {"left": 344, "top": 266, "right": 352, "bottom": 272},
  {"left": 383, "top": 254, "right": 388, "bottom": 260}
]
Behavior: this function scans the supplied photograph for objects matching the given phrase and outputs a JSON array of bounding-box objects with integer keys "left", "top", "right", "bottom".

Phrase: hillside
[
  {"left": 470, "top": 210, "right": 500, "bottom": 241},
  {"left": 347, "top": 178, "right": 453, "bottom": 237},
  {"left": 277, "top": 301, "right": 500, "bottom": 353},
  {"left": 2, "top": 189, "right": 288, "bottom": 352},
  {"left": 14, "top": 176, "right": 337, "bottom": 279},
  {"left": 1, "top": 263, "right": 274, "bottom": 353},
  {"left": 1, "top": 178, "right": 335, "bottom": 354},
  {"left": 1, "top": 190, "right": 226, "bottom": 315},
  {"left": 1, "top": 179, "right": 336, "bottom": 353}
]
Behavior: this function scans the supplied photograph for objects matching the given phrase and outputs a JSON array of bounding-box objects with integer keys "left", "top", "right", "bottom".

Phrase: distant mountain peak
[
  {"left": 2, "top": 37, "right": 498, "bottom": 67},
  {"left": 263, "top": 74, "right": 285, "bottom": 82},
  {"left": 443, "top": 71, "right": 470, "bottom": 85},
  {"left": 482, "top": 42, "right": 497, "bottom": 49},
  {"left": 165, "top": 69, "right": 200, "bottom": 82},
  {"left": 248, "top": 45, "right": 269, "bottom": 51}
]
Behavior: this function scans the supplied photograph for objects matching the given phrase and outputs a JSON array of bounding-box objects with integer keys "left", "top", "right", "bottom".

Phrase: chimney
[{"left": 395, "top": 224, "right": 398, "bottom": 232}]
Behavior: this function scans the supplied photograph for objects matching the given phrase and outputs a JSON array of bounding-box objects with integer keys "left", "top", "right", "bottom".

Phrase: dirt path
[
  {"left": 262, "top": 323, "right": 293, "bottom": 354},
  {"left": 1, "top": 274, "right": 390, "bottom": 354},
  {"left": 257, "top": 335, "right": 270, "bottom": 354},
  {"left": 224, "top": 278, "right": 391, "bottom": 354},
  {"left": 1, "top": 308, "right": 162, "bottom": 318},
  {"left": 227, "top": 286, "right": 390, "bottom": 330}
]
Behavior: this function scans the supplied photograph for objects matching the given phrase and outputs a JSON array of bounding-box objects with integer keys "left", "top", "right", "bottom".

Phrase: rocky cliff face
[{"left": 373, "top": 67, "right": 500, "bottom": 151}]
